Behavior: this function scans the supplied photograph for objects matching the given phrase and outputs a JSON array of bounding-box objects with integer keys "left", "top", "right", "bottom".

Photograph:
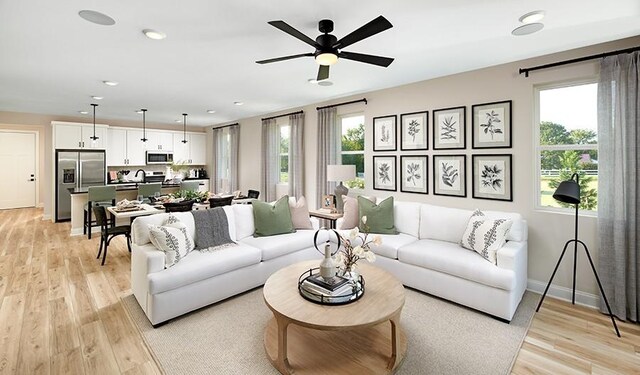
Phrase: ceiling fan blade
[
  {"left": 268, "top": 20, "right": 319, "bottom": 48},
  {"left": 339, "top": 51, "right": 394, "bottom": 67},
  {"left": 317, "top": 65, "right": 330, "bottom": 81},
  {"left": 333, "top": 16, "right": 393, "bottom": 49},
  {"left": 256, "top": 53, "right": 314, "bottom": 64}
]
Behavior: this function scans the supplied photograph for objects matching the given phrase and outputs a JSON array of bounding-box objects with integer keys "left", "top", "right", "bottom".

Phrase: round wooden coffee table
[{"left": 263, "top": 260, "right": 406, "bottom": 375}]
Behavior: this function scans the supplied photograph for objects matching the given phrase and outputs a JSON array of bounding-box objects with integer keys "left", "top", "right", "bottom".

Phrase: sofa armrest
[
  {"left": 496, "top": 240, "right": 527, "bottom": 274},
  {"left": 336, "top": 217, "right": 345, "bottom": 230},
  {"left": 131, "top": 244, "right": 165, "bottom": 275}
]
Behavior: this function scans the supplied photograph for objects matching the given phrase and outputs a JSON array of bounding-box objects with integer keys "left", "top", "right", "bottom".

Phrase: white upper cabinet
[
  {"left": 145, "top": 130, "right": 174, "bottom": 151},
  {"left": 172, "top": 133, "right": 206, "bottom": 165},
  {"left": 53, "top": 122, "right": 107, "bottom": 149},
  {"left": 106, "top": 128, "right": 127, "bottom": 166},
  {"left": 126, "top": 129, "right": 147, "bottom": 166}
]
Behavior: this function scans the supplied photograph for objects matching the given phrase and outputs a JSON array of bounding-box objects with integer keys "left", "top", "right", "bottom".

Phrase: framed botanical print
[
  {"left": 373, "top": 155, "right": 397, "bottom": 191},
  {"left": 433, "top": 155, "right": 466, "bottom": 197},
  {"left": 400, "top": 155, "right": 428, "bottom": 194},
  {"left": 433, "top": 106, "right": 466, "bottom": 150},
  {"left": 472, "top": 154, "right": 512, "bottom": 201},
  {"left": 472, "top": 100, "right": 512, "bottom": 149},
  {"left": 400, "top": 111, "right": 428, "bottom": 150},
  {"left": 373, "top": 115, "right": 397, "bottom": 151}
]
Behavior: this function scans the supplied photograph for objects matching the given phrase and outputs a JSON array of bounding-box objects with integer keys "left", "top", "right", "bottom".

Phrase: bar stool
[
  {"left": 137, "top": 183, "right": 162, "bottom": 202},
  {"left": 180, "top": 181, "right": 200, "bottom": 192},
  {"left": 84, "top": 185, "right": 116, "bottom": 239}
]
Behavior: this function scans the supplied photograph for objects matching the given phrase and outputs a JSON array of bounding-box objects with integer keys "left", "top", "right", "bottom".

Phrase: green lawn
[{"left": 540, "top": 176, "right": 598, "bottom": 209}]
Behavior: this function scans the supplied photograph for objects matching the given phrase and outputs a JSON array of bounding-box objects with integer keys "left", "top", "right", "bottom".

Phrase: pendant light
[
  {"left": 89, "top": 103, "right": 100, "bottom": 143},
  {"left": 140, "top": 108, "right": 148, "bottom": 142},
  {"left": 181, "top": 113, "right": 188, "bottom": 143}
]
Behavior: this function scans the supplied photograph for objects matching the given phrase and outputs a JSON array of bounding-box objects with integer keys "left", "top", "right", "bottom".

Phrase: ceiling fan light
[{"left": 316, "top": 53, "right": 338, "bottom": 66}]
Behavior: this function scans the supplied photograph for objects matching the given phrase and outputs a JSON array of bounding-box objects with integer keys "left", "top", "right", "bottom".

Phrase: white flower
[
  {"left": 335, "top": 252, "right": 344, "bottom": 265},
  {"left": 349, "top": 227, "right": 359, "bottom": 240},
  {"left": 361, "top": 215, "right": 368, "bottom": 225},
  {"left": 353, "top": 245, "right": 364, "bottom": 257},
  {"left": 364, "top": 250, "right": 376, "bottom": 262},
  {"left": 373, "top": 235, "right": 382, "bottom": 246}
]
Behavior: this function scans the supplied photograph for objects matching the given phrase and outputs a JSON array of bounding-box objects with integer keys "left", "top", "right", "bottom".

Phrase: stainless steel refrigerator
[{"left": 55, "top": 150, "right": 106, "bottom": 222}]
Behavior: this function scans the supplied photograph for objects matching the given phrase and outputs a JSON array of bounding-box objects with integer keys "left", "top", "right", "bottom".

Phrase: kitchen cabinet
[
  {"left": 106, "top": 128, "right": 146, "bottom": 166},
  {"left": 145, "top": 130, "right": 174, "bottom": 151},
  {"left": 54, "top": 122, "right": 107, "bottom": 149},
  {"left": 172, "top": 133, "right": 207, "bottom": 165},
  {"left": 185, "top": 179, "right": 210, "bottom": 193}
]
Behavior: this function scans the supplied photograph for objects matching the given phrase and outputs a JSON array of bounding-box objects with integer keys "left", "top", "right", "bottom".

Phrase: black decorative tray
[{"left": 298, "top": 267, "right": 364, "bottom": 306}]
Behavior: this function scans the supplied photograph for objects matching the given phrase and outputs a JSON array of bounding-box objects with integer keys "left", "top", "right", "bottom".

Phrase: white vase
[{"left": 319, "top": 243, "right": 337, "bottom": 281}]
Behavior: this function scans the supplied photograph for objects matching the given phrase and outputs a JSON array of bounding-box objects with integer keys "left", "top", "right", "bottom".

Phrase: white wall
[{"left": 223, "top": 35, "right": 640, "bottom": 299}]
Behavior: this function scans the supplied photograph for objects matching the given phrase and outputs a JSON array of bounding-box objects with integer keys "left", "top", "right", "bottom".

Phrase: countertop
[{"left": 68, "top": 183, "right": 183, "bottom": 195}]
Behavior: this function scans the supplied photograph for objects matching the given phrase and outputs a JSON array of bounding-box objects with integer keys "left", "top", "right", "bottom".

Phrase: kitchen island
[{"left": 67, "top": 183, "right": 180, "bottom": 236}]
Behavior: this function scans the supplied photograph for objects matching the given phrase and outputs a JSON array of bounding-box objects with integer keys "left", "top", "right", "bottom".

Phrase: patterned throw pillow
[
  {"left": 148, "top": 214, "right": 195, "bottom": 268},
  {"left": 460, "top": 210, "right": 513, "bottom": 265}
]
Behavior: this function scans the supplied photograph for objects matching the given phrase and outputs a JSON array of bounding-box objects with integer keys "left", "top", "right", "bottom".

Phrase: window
[
  {"left": 214, "top": 128, "right": 231, "bottom": 192},
  {"left": 340, "top": 114, "right": 365, "bottom": 189},
  {"left": 279, "top": 125, "right": 289, "bottom": 183},
  {"left": 536, "top": 81, "right": 598, "bottom": 213}
]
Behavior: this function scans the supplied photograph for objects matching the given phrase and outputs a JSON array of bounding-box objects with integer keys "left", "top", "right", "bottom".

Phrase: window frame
[
  {"left": 338, "top": 112, "right": 366, "bottom": 191},
  {"left": 533, "top": 77, "right": 599, "bottom": 217}
]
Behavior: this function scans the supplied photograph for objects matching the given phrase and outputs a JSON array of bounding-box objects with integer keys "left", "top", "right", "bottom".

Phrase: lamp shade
[
  {"left": 553, "top": 178, "right": 580, "bottom": 204},
  {"left": 326, "top": 165, "right": 355, "bottom": 182}
]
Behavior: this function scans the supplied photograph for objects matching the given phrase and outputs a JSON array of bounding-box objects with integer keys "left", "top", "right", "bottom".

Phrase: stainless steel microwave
[{"left": 146, "top": 151, "right": 174, "bottom": 165}]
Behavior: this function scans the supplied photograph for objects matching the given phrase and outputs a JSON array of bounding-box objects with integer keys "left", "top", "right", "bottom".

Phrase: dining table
[{"left": 106, "top": 203, "right": 164, "bottom": 224}]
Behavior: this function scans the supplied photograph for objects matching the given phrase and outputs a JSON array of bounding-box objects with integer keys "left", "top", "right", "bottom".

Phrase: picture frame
[
  {"left": 400, "top": 155, "right": 428, "bottom": 194},
  {"left": 373, "top": 155, "right": 397, "bottom": 191},
  {"left": 472, "top": 154, "right": 512, "bottom": 201},
  {"left": 472, "top": 100, "right": 512, "bottom": 149},
  {"left": 400, "top": 111, "right": 428, "bottom": 150},
  {"left": 373, "top": 115, "right": 397, "bottom": 151},
  {"left": 321, "top": 194, "right": 336, "bottom": 211},
  {"left": 433, "top": 106, "right": 466, "bottom": 150},
  {"left": 433, "top": 155, "right": 466, "bottom": 197}
]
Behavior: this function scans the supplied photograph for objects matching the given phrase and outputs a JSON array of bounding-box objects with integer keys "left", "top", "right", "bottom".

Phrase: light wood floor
[{"left": 1, "top": 208, "right": 639, "bottom": 375}]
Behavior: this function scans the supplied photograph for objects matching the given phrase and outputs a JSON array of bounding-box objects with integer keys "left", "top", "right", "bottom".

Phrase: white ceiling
[{"left": 0, "top": 0, "right": 638, "bottom": 127}]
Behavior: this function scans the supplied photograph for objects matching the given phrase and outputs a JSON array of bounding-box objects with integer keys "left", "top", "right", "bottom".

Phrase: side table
[{"left": 308, "top": 209, "right": 343, "bottom": 229}]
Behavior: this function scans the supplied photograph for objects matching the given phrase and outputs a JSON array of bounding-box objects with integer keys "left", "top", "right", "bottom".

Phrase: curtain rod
[
  {"left": 316, "top": 98, "right": 367, "bottom": 111},
  {"left": 212, "top": 122, "right": 239, "bottom": 130},
  {"left": 519, "top": 45, "right": 640, "bottom": 77},
  {"left": 261, "top": 110, "right": 303, "bottom": 122}
]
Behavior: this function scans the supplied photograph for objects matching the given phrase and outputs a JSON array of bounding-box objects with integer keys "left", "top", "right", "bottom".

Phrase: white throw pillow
[
  {"left": 339, "top": 195, "right": 376, "bottom": 230},
  {"left": 460, "top": 210, "right": 512, "bottom": 265},
  {"left": 148, "top": 214, "right": 195, "bottom": 268}
]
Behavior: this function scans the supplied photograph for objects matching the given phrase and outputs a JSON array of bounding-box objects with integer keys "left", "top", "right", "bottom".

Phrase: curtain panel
[
  {"left": 211, "top": 125, "right": 239, "bottom": 194},
  {"left": 288, "top": 112, "right": 305, "bottom": 199},
  {"left": 316, "top": 107, "right": 340, "bottom": 208},
  {"left": 261, "top": 118, "right": 280, "bottom": 202},
  {"left": 228, "top": 125, "right": 239, "bottom": 192},
  {"left": 597, "top": 51, "right": 640, "bottom": 321}
]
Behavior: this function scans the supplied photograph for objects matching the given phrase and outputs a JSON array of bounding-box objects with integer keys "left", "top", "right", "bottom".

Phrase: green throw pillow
[
  {"left": 253, "top": 195, "right": 295, "bottom": 237},
  {"left": 357, "top": 196, "right": 397, "bottom": 234}
]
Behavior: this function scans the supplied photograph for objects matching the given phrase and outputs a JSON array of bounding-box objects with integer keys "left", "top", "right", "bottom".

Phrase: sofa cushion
[
  {"left": 253, "top": 196, "right": 295, "bottom": 237},
  {"left": 358, "top": 196, "right": 397, "bottom": 234},
  {"left": 419, "top": 204, "right": 473, "bottom": 243},
  {"left": 398, "top": 239, "right": 515, "bottom": 290},
  {"left": 393, "top": 200, "right": 421, "bottom": 238},
  {"left": 148, "top": 243, "right": 262, "bottom": 294},
  {"left": 232, "top": 204, "right": 255, "bottom": 240},
  {"left": 133, "top": 212, "right": 195, "bottom": 246},
  {"left": 240, "top": 230, "right": 318, "bottom": 261},
  {"left": 333, "top": 230, "right": 417, "bottom": 260},
  {"left": 460, "top": 210, "right": 513, "bottom": 265}
]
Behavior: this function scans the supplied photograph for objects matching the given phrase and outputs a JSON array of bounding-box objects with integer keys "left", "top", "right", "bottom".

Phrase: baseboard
[
  {"left": 37, "top": 202, "right": 44, "bottom": 208},
  {"left": 42, "top": 214, "right": 51, "bottom": 220},
  {"left": 527, "top": 279, "right": 599, "bottom": 309}
]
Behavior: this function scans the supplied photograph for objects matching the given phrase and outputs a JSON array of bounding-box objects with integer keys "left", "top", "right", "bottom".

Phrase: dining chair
[
  {"left": 247, "top": 189, "right": 260, "bottom": 199},
  {"left": 93, "top": 206, "right": 131, "bottom": 266},
  {"left": 209, "top": 196, "right": 234, "bottom": 208},
  {"left": 138, "top": 183, "right": 162, "bottom": 202},
  {"left": 164, "top": 200, "right": 195, "bottom": 212},
  {"left": 84, "top": 185, "right": 116, "bottom": 239}
]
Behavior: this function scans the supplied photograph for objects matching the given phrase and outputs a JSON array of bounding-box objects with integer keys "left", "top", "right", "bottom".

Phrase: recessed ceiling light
[
  {"left": 103, "top": 80, "right": 118, "bottom": 86},
  {"left": 143, "top": 29, "right": 167, "bottom": 40},
  {"left": 207, "top": 110, "right": 216, "bottom": 114},
  {"left": 519, "top": 10, "right": 545, "bottom": 24},
  {"left": 78, "top": 10, "right": 116, "bottom": 26},
  {"left": 234, "top": 101, "right": 244, "bottom": 106},
  {"left": 91, "top": 96, "right": 104, "bottom": 100},
  {"left": 78, "top": 111, "right": 89, "bottom": 115},
  {"left": 317, "top": 80, "right": 333, "bottom": 87},
  {"left": 512, "top": 23, "right": 544, "bottom": 36}
]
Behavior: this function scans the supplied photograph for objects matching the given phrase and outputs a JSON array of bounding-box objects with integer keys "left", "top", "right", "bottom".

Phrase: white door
[
  {"left": 107, "top": 128, "right": 127, "bottom": 166},
  {"left": 54, "top": 124, "right": 82, "bottom": 149},
  {"left": 189, "top": 133, "right": 207, "bottom": 165},
  {"left": 126, "top": 129, "right": 147, "bottom": 166},
  {"left": 0, "top": 132, "right": 37, "bottom": 209}
]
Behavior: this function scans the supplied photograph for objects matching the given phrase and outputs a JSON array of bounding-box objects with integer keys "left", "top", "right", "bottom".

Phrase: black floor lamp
[{"left": 536, "top": 173, "right": 621, "bottom": 337}]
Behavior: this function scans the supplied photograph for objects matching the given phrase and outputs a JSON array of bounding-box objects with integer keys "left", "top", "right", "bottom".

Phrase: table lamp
[
  {"left": 326, "top": 165, "right": 356, "bottom": 213},
  {"left": 536, "top": 173, "right": 620, "bottom": 337}
]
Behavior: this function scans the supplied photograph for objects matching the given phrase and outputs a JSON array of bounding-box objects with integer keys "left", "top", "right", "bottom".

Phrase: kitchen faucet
[{"left": 135, "top": 169, "right": 146, "bottom": 183}]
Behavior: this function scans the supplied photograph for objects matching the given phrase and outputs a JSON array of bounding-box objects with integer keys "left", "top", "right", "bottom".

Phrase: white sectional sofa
[{"left": 130, "top": 200, "right": 527, "bottom": 325}]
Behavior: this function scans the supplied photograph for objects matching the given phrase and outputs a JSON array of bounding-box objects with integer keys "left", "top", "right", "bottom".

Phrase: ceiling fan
[{"left": 256, "top": 16, "right": 394, "bottom": 81}]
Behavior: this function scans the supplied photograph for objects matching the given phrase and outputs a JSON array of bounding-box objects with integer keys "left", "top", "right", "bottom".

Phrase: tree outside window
[
  {"left": 340, "top": 114, "right": 365, "bottom": 189},
  {"left": 279, "top": 125, "right": 289, "bottom": 183}
]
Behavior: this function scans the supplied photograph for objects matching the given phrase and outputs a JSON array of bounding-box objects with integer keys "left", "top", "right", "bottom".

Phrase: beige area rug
[{"left": 122, "top": 288, "right": 537, "bottom": 375}]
